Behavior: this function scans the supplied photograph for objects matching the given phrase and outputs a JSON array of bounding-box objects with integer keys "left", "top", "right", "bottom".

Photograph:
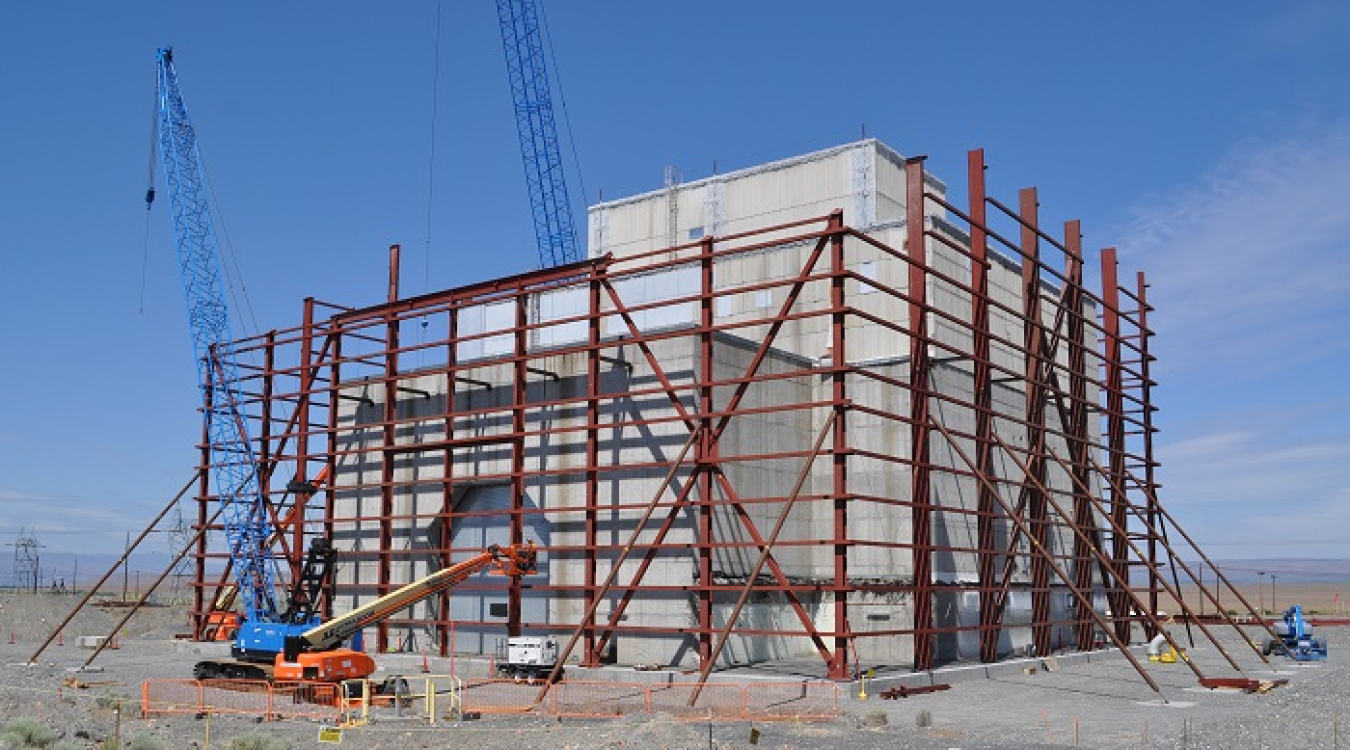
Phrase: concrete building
[{"left": 198, "top": 139, "right": 1164, "bottom": 678}]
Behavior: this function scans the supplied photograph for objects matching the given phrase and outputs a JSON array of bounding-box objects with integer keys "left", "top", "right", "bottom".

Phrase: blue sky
[{"left": 0, "top": 2, "right": 1347, "bottom": 565}]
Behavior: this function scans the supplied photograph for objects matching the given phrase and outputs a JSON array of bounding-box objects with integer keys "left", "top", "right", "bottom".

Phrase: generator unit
[{"left": 495, "top": 636, "right": 562, "bottom": 682}]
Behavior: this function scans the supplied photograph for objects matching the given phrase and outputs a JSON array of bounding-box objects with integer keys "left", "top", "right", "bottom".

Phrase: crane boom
[
  {"left": 287, "top": 542, "right": 537, "bottom": 658},
  {"left": 495, "top": 0, "right": 581, "bottom": 267},
  {"left": 154, "top": 47, "right": 280, "bottom": 633}
]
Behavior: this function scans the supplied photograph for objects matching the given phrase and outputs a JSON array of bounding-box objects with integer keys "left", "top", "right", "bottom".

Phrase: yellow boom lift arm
[{"left": 273, "top": 542, "right": 537, "bottom": 682}]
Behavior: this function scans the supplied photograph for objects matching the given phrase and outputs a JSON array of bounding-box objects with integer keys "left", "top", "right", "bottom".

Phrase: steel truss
[{"left": 187, "top": 148, "right": 1278, "bottom": 689}]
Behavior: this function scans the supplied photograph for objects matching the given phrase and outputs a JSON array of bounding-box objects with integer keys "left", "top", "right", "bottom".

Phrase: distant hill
[
  {"left": 1181, "top": 559, "right": 1350, "bottom": 584},
  {"left": 0, "top": 549, "right": 223, "bottom": 592}
]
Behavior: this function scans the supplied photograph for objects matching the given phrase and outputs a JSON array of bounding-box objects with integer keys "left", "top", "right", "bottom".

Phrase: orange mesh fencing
[
  {"left": 200, "top": 679, "right": 271, "bottom": 719},
  {"left": 141, "top": 676, "right": 840, "bottom": 725},
  {"left": 459, "top": 678, "right": 545, "bottom": 714},
  {"left": 551, "top": 681, "right": 650, "bottom": 718},
  {"left": 743, "top": 681, "right": 840, "bottom": 721},
  {"left": 270, "top": 681, "right": 341, "bottom": 721},
  {"left": 645, "top": 683, "right": 744, "bottom": 721},
  {"left": 141, "top": 679, "right": 202, "bottom": 718}
]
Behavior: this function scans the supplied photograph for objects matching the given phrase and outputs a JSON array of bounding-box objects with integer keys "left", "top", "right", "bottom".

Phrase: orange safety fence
[
  {"left": 142, "top": 677, "right": 838, "bottom": 723},
  {"left": 141, "top": 679, "right": 341, "bottom": 722},
  {"left": 459, "top": 678, "right": 544, "bottom": 714},
  {"left": 551, "top": 681, "right": 650, "bottom": 718},
  {"left": 141, "top": 679, "right": 202, "bottom": 718},
  {"left": 646, "top": 682, "right": 745, "bottom": 721},
  {"left": 270, "top": 681, "right": 341, "bottom": 720},
  {"left": 200, "top": 679, "right": 271, "bottom": 719},
  {"left": 743, "top": 681, "right": 840, "bottom": 721}
]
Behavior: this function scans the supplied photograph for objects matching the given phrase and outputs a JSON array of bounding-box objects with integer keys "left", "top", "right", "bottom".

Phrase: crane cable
[
  {"left": 423, "top": 0, "right": 444, "bottom": 299},
  {"left": 416, "top": 0, "right": 445, "bottom": 369},
  {"left": 538, "top": 1, "right": 588, "bottom": 210},
  {"left": 141, "top": 69, "right": 159, "bottom": 315}
]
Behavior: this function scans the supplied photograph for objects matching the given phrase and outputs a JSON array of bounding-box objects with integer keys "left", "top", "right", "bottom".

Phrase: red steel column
[
  {"left": 323, "top": 323, "right": 341, "bottom": 622},
  {"left": 1137, "top": 272, "right": 1160, "bottom": 622},
  {"left": 696, "top": 236, "right": 715, "bottom": 668},
  {"left": 582, "top": 273, "right": 602, "bottom": 665},
  {"left": 828, "top": 211, "right": 851, "bottom": 676},
  {"left": 375, "top": 246, "right": 402, "bottom": 651},
  {"left": 509, "top": 291, "right": 528, "bottom": 637},
  {"left": 438, "top": 307, "right": 459, "bottom": 655},
  {"left": 294, "top": 299, "right": 315, "bottom": 580},
  {"left": 260, "top": 331, "right": 277, "bottom": 567},
  {"left": 968, "top": 150, "right": 1002, "bottom": 663},
  {"left": 1019, "top": 188, "right": 1052, "bottom": 657},
  {"left": 1100, "top": 248, "right": 1130, "bottom": 643},
  {"left": 906, "top": 158, "right": 934, "bottom": 671},
  {"left": 1064, "top": 223, "right": 1098, "bottom": 651},
  {"left": 192, "top": 382, "right": 212, "bottom": 638}
]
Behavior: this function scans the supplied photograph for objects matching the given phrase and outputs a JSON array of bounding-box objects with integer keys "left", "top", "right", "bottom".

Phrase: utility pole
[{"left": 123, "top": 532, "right": 131, "bottom": 603}]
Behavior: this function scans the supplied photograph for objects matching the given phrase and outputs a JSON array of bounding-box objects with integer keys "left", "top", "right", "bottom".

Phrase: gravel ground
[{"left": 1, "top": 592, "right": 1347, "bottom": 749}]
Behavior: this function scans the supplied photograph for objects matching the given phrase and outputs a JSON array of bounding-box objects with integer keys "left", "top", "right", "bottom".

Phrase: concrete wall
[{"left": 326, "top": 138, "right": 1109, "bottom": 668}]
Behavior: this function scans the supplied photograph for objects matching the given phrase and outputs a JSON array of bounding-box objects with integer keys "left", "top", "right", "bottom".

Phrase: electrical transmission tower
[
  {"left": 8, "top": 528, "right": 42, "bottom": 593},
  {"left": 167, "top": 506, "right": 193, "bottom": 604}
]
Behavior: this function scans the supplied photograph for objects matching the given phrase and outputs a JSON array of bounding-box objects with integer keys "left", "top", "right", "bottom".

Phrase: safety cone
[
  {"left": 57, "top": 631, "right": 63, "bottom": 647},
  {"left": 421, "top": 653, "right": 430, "bottom": 674}
]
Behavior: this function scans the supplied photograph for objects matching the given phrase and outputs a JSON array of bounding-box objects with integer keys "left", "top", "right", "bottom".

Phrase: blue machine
[
  {"left": 153, "top": 48, "right": 316, "bottom": 671},
  {"left": 1264, "top": 605, "right": 1328, "bottom": 661},
  {"left": 495, "top": 0, "right": 582, "bottom": 268}
]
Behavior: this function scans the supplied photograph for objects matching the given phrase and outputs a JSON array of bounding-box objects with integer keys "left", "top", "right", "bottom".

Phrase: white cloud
[
  {"left": 1117, "top": 121, "right": 1350, "bottom": 558},
  {"left": 1122, "top": 123, "right": 1350, "bottom": 374},
  {"left": 0, "top": 487, "right": 154, "bottom": 544}
]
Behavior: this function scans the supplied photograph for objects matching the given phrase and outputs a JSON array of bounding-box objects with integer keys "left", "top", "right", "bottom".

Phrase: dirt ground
[
  {"left": 1158, "top": 581, "right": 1350, "bottom": 618},
  {"left": 2, "top": 589, "right": 1348, "bottom": 749}
]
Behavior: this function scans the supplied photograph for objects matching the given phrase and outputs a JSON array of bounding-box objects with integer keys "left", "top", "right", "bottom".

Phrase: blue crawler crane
[
  {"left": 153, "top": 47, "right": 321, "bottom": 677},
  {"left": 1262, "top": 605, "right": 1328, "bottom": 661}
]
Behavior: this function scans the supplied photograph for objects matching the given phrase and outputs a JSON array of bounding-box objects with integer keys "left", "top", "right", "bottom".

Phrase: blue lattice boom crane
[
  {"left": 152, "top": 47, "right": 319, "bottom": 675},
  {"left": 151, "top": 47, "right": 544, "bottom": 685},
  {"left": 495, "top": 0, "right": 582, "bottom": 267}
]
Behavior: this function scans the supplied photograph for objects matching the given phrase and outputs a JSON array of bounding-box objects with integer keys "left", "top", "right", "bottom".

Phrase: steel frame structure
[{"left": 187, "top": 148, "right": 1275, "bottom": 686}]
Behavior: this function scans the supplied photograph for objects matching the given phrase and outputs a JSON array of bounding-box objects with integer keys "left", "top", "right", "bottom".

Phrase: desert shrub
[
  {"left": 127, "top": 734, "right": 165, "bottom": 750},
  {"left": 0, "top": 717, "right": 58, "bottom": 748},
  {"left": 915, "top": 709, "right": 933, "bottom": 728},
  {"left": 862, "top": 709, "right": 888, "bottom": 727},
  {"left": 230, "top": 734, "right": 294, "bottom": 750}
]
